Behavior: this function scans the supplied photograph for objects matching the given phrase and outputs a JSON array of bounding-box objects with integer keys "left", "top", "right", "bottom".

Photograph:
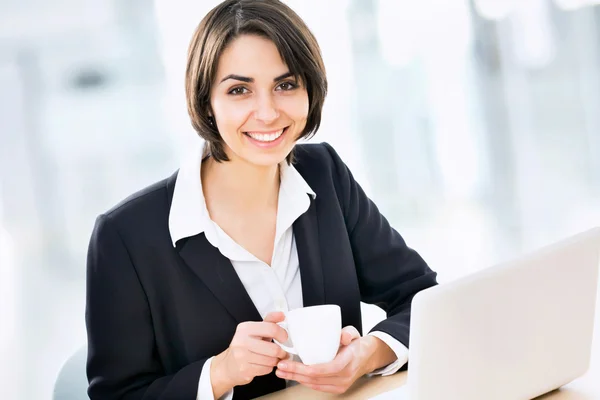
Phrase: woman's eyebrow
[
  {"left": 273, "top": 72, "right": 294, "bottom": 81},
  {"left": 220, "top": 74, "right": 253, "bottom": 84},
  {"left": 219, "top": 71, "right": 294, "bottom": 84}
]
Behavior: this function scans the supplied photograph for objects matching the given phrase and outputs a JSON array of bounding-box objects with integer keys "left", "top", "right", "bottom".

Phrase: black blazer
[{"left": 86, "top": 142, "right": 437, "bottom": 400}]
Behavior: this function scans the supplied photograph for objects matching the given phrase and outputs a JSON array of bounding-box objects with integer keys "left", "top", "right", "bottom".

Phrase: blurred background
[{"left": 2, "top": 0, "right": 600, "bottom": 398}]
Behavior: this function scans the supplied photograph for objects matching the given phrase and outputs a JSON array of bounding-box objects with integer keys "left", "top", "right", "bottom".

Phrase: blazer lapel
[
  {"left": 178, "top": 234, "right": 263, "bottom": 324},
  {"left": 294, "top": 197, "right": 326, "bottom": 307}
]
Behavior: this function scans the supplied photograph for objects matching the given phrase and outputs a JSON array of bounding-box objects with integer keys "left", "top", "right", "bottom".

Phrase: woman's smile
[{"left": 243, "top": 126, "right": 289, "bottom": 148}]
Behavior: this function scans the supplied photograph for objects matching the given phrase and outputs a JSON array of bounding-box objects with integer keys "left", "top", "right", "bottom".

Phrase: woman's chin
[
  {"left": 242, "top": 151, "right": 290, "bottom": 168},
  {"left": 239, "top": 137, "right": 295, "bottom": 167}
]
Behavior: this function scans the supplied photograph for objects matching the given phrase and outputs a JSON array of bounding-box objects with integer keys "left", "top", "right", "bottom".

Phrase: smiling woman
[
  {"left": 185, "top": 0, "right": 327, "bottom": 165},
  {"left": 85, "top": 1, "right": 437, "bottom": 400},
  {"left": 206, "top": 35, "right": 309, "bottom": 166}
]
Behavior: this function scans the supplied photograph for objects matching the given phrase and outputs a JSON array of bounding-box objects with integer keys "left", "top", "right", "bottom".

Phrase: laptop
[{"left": 374, "top": 227, "right": 600, "bottom": 400}]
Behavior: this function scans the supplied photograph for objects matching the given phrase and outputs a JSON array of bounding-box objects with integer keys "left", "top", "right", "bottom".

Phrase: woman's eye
[
  {"left": 228, "top": 87, "right": 248, "bottom": 95},
  {"left": 277, "top": 81, "right": 297, "bottom": 91}
]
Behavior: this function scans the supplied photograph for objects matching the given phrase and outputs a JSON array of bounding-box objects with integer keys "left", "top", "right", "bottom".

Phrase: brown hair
[{"left": 185, "top": 0, "right": 327, "bottom": 163}]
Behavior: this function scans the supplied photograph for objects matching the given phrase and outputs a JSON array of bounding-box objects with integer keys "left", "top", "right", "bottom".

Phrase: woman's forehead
[{"left": 215, "top": 35, "right": 290, "bottom": 80}]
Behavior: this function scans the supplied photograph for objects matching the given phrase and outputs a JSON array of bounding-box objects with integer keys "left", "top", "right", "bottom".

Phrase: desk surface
[
  {"left": 258, "top": 325, "right": 600, "bottom": 400},
  {"left": 258, "top": 366, "right": 599, "bottom": 400}
]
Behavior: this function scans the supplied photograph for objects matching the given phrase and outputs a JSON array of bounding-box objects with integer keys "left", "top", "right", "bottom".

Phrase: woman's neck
[{"left": 201, "top": 155, "right": 280, "bottom": 214}]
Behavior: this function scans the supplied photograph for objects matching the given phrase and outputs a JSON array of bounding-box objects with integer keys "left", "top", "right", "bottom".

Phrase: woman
[{"left": 85, "top": 0, "right": 437, "bottom": 399}]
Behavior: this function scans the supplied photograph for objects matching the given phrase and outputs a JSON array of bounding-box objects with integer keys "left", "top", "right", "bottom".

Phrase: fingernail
[{"left": 278, "top": 362, "right": 288, "bottom": 369}]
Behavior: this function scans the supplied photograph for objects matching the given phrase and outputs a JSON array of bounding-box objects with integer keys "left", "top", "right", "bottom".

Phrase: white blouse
[{"left": 168, "top": 147, "right": 407, "bottom": 400}]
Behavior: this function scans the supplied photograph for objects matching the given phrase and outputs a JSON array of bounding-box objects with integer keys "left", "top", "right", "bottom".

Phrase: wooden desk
[
  {"left": 259, "top": 324, "right": 600, "bottom": 399},
  {"left": 257, "top": 363, "right": 599, "bottom": 400}
]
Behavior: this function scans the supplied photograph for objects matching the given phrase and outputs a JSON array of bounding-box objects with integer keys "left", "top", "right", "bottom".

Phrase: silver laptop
[{"left": 376, "top": 227, "right": 600, "bottom": 400}]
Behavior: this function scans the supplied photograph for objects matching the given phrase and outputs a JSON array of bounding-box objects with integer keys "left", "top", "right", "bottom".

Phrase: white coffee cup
[{"left": 274, "top": 304, "right": 342, "bottom": 365}]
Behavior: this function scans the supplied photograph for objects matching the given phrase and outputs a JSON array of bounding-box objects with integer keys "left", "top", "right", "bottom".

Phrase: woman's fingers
[
  {"left": 264, "top": 311, "right": 286, "bottom": 323},
  {"left": 250, "top": 364, "right": 275, "bottom": 377},
  {"left": 236, "top": 321, "right": 288, "bottom": 343},
  {"left": 247, "top": 351, "right": 281, "bottom": 367},
  {"left": 245, "top": 337, "right": 289, "bottom": 359},
  {"left": 340, "top": 325, "right": 361, "bottom": 346}
]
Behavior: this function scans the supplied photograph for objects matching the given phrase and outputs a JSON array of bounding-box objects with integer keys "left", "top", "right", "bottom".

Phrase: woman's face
[{"left": 210, "top": 34, "right": 309, "bottom": 167}]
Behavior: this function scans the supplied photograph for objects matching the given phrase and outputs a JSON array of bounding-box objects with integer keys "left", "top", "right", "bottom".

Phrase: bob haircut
[{"left": 185, "top": 0, "right": 328, "bottom": 164}]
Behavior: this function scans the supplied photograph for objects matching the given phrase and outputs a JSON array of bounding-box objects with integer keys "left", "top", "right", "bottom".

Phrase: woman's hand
[
  {"left": 211, "top": 312, "right": 289, "bottom": 398},
  {"left": 274, "top": 326, "right": 370, "bottom": 394}
]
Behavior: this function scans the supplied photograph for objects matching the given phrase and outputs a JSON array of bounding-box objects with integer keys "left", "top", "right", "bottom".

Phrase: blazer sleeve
[
  {"left": 86, "top": 214, "right": 208, "bottom": 399},
  {"left": 323, "top": 143, "right": 438, "bottom": 347}
]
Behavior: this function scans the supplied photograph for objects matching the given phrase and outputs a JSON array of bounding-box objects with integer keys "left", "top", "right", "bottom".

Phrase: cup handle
[{"left": 274, "top": 321, "right": 297, "bottom": 355}]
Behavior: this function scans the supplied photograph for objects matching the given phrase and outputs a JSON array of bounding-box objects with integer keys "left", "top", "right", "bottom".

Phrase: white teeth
[{"left": 246, "top": 129, "right": 284, "bottom": 142}]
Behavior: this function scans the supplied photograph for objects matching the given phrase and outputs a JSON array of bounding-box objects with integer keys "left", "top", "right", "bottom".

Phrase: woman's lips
[{"left": 243, "top": 127, "right": 289, "bottom": 148}]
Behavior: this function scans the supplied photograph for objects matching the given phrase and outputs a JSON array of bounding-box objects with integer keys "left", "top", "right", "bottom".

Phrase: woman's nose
[{"left": 254, "top": 94, "right": 280, "bottom": 124}]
